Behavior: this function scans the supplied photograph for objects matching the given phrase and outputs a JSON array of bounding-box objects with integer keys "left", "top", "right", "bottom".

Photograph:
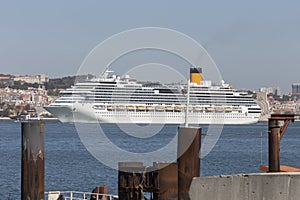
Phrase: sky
[{"left": 0, "top": 1, "right": 300, "bottom": 93}]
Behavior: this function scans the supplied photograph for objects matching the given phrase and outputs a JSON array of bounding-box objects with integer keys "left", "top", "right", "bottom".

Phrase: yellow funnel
[{"left": 190, "top": 68, "right": 202, "bottom": 85}]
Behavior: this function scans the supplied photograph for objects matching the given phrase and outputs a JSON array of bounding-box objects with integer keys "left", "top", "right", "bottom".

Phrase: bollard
[
  {"left": 177, "top": 127, "right": 201, "bottom": 200},
  {"left": 21, "top": 121, "right": 45, "bottom": 200}
]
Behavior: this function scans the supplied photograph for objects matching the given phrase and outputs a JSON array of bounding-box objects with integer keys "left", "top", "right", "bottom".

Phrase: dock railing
[{"left": 45, "top": 191, "right": 118, "bottom": 200}]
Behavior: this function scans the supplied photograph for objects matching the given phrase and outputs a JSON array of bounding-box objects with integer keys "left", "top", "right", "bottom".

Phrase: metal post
[
  {"left": 268, "top": 118, "right": 280, "bottom": 172},
  {"left": 184, "top": 80, "right": 191, "bottom": 127},
  {"left": 177, "top": 127, "right": 201, "bottom": 200},
  {"left": 21, "top": 121, "right": 45, "bottom": 200}
]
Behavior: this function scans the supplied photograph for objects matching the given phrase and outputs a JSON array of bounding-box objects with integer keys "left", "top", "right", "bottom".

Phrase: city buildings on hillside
[
  {"left": 259, "top": 87, "right": 281, "bottom": 96},
  {"left": 292, "top": 83, "right": 300, "bottom": 98},
  {"left": 0, "top": 87, "right": 50, "bottom": 106},
  {"left": 13, "top": 74, "right": 48, "bottom": 84},
  {"left": 256, "top": 84, "right": 300, "bottom": 121},
  {"left": 256, "top": 92, "right": 270, "bottom": 116},
  {"left": 0, "top": 74, "right": 49, "bottom": 85},
  {"left": 0, "top": 75, "right": 14, "bottom": 86},
  {"left": 0, "top": 86, "right": 56, "bottom": 117}
]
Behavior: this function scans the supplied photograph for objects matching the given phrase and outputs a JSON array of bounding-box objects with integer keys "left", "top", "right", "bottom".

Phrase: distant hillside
[{"left": 45, "top": 74, "right": 94, "bottom": 89}]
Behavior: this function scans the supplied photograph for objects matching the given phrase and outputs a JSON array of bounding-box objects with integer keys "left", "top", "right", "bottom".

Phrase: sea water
[{"left": 0, "top": 120, "right": 299, "bottom": 199}]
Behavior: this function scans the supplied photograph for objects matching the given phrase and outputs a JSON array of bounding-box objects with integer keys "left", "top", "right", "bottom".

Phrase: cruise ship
[{"left": 44, "top": 68, "right": 261, "bottom": 124}]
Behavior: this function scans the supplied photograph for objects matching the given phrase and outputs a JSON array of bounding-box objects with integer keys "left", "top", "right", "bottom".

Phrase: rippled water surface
[{"left": 1, "top": 120, "right": 300, "bottom": 199}]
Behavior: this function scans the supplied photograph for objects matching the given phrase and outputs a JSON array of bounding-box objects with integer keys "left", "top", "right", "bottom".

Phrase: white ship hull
[{"left": 45, "top": 104, "right": 260, "bottom": 125}]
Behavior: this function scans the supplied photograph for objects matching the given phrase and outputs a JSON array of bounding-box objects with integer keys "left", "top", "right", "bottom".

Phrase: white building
[
  {"left": 14, "top": 74, "right": 49, "bottom": 84},
  {"left": 259, "top": 87, "right": 281, "bottom": 96}
]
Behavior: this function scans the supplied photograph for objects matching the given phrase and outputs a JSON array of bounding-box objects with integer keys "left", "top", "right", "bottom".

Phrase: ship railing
[{"left": 45, "top": 191, "right": 118, "bottom": 200}]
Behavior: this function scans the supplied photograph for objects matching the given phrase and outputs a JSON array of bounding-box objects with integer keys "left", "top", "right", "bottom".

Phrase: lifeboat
[
  {"left": 155, "top": 105, "right": 165, "bottom": 111},
  {"left": 137, "top": 105, "right": 146, "bottom": 111},
  {"left": 146, "top": 106, "right": 155, "bottom": 111},
  {"left": 185, "top": 106, "right": 193, "bottom": 111},
  {"left": 116, "top": 105, "right": 126, "bottom": 111},
  {"left": 127, "top": 105, "right": 135, "bottom": 111},
  {"left": 165, "top": 106, "right": 173, "bottom": 112},
  {"left": 194, "top": 106, "right": 203, "bottom": 112},
  {"left": 107, "top": 105, "right": 114, "bottom": 111},
  {"left": 225, "top": 107, "right": 233, "bottom": 112},
  {"left": 205, "top": 107, "right": 214, "bottom": 112},
  {"left": 175, "top": 105, "right": 183, "bottom": 112},
  {"left": 215, "top": 106, "right": 225, "bottom": 112}
]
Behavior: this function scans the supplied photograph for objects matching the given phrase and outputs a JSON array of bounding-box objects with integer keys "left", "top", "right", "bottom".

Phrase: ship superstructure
[{"left": 44, "top": 68, "right": 261, "bottom": 124}]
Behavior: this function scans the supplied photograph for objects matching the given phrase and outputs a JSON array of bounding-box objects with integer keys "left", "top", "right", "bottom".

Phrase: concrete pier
[{"left": 189, "top": 173, "right": 300, "bottom": 200}]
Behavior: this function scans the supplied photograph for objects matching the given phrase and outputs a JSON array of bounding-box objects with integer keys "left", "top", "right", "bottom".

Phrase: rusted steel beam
[
  {"left": 21, "top": 121, "right": 45, "bottom": 200},
  {"left": 177, "top": 127, "right": 201, "bottom": 200},
  {"left": 280, "top": 119, "right": 291, "bottom": 139},
  {"left": 270, "top": 114, "right": 294, "bottom": 140},
  {"left": 270, "top": 113, "right": 295, "bottom": 121}
]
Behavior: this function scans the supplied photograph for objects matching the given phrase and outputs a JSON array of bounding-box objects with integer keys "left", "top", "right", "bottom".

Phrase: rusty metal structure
[
  {"left": 21, "top": 121, "right": 45, "bottom": 200},
  {"left": 118, "top": 162, "right": 156, "bottom": 200},
  {"left": 153, "top": 162, "right": 178, "bottom": 199},
  {"left": 118, "top": 127, "right": 201, "bottom": 200},
  {"left": 268, "top": 114, "right": 294, "bottom": 172},
  {"left": 177, "top": 127, "right": 201, "bottom": 200},
  {"left": 91, "top": 185, "right": 109, "bottom": 200},
  {"left": 118, "top": 162, "right": 178, "bottom": 200}
]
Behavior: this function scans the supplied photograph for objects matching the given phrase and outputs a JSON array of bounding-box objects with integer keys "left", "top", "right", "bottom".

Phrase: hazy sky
[{"left": 0, "top": 1, "right": 299, "bottom": 93}]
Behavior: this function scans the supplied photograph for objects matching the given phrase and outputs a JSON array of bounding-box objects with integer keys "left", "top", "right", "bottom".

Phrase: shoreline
[
  {"left": 0, "top": 117, "right": 58, "bottom": 121},
  {"left": 259, "top": 119, "right": 300, "bottom": 123},
  {"left": 0, "top": 117, "right": 11, "bottom": 120}
]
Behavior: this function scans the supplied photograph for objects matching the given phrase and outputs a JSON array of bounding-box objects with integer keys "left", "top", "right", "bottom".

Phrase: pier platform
[
  {"left": 189, "top": 172, "right": 300, "bottom": 200},
  {"left": 260, "top": 165, "right": 300, "bottom": 172}
]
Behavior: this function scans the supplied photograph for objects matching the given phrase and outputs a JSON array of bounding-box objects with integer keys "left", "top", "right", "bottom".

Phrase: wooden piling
[{"left": 21, "top": 121, "right": 45, "bottom": 200}]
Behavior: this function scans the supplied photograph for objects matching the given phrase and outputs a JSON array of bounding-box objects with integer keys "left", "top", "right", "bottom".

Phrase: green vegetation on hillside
[{"left": 45, "top": 74, "right": 94, "bottom": 90}]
